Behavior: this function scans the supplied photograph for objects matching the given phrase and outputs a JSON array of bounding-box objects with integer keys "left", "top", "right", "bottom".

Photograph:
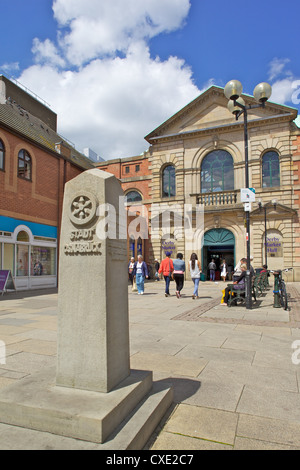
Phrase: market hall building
[
  {"left": 0, "top": 75, "right": 94, "bottom": 291},
  {"left": 98, "top": 86, "right": 300, "bottom": 281}
]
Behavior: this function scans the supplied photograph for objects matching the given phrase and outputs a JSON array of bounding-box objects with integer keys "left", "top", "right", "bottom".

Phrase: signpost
[
  {"left": 241, "top": 187, "right": 256, "bottom": 203},
  {"left": 0, "top": 270, "right": 16, "bottom": 296}
]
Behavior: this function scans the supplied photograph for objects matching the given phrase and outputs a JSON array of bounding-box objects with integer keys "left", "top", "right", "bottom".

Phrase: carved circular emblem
[{"left": 69, "top": 192, "right": 97, "bottom": 226}]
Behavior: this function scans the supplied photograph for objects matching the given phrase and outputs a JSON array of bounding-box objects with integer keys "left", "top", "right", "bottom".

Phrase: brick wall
[{"left": 0, "top": 128, "right": 83, "bottom": 228}]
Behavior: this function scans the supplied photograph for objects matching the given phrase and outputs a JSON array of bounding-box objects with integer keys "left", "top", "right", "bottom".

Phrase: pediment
[{"left": 145, "top": 86, "right": 298, "bottom": 142}]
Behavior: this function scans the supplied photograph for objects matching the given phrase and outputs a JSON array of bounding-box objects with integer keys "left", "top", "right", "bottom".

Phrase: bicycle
[{"left": 269, "top": 268, "right": 293, "bottom": 310}]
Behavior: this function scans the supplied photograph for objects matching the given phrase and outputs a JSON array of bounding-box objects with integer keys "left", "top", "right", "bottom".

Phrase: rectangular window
[
  {"left": 31, "top": 246, "right": 56, "bottom": 276},
  {"left": 135, "top": 164, "right": 140, "bottom": 172},
  {"left": 3, "top": 243, "right": 15, "bottom": 276},
  {"left": 125, "top": 166, "right": 130, "bottom": 174}
]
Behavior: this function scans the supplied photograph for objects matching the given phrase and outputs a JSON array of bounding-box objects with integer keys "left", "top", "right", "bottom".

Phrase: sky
[{"left": 0, "top": 0, "right": 300, "bottom": 160}]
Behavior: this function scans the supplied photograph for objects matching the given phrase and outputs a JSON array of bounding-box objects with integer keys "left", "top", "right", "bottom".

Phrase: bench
[
  {"left": 227, "top": 271, "right": 269, "bottom": 307},
  {"left": 227, "top": 279, "right": 257, "bottom": 307},
  {"left": 253, "top": 271, "right": 269, "bottom": 298}
]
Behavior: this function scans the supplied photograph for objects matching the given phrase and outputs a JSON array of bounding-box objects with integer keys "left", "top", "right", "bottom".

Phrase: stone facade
[
  {"left": 99, "top": 86, "right": 300, "bottom": 281},
  {"left": 145, "top": 86, "right": 299, "bottom": 280}
]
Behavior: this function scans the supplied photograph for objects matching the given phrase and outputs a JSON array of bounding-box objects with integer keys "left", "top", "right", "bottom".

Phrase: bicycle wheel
[{"left": 280, "top": 281, "right": 288, "bottom": 310}]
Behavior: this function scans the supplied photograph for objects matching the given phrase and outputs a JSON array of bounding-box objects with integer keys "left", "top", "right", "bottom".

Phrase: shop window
[
  {"left": 3, "top": 244, "right": 14, "bottom": 276},
  {"left": 201, "top": 150, "right": 234, "bottom": 193},
  {"left": 125, "top": 190, "right": 143, "bottom": 203},
  {"left": 162, "top": 165, "right": 176, "bottom": 198},
  {"left": 0, "top": 139, "right": 5, "bottom": 171},
  {"left": 262, "top": 151, "right": 280, "bottom": 188},
  {"left": 31, "top": 246, "right": 56, "bottom": 276},
  {"left": 18, "top": 149, "right": 32, "bottom": 180}
]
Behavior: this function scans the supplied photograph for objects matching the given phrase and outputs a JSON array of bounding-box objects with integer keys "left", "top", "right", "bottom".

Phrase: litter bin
[{"left": 200, "top": 273, "right": 206, "bottom": 282}]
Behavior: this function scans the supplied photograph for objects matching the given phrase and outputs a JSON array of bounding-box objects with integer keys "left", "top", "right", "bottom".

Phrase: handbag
[{"left": 132, "top": 279, "right": 137, "bottom": 292}]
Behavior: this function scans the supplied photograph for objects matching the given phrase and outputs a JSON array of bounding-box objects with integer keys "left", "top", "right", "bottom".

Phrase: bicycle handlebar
[{"left": 269, "top": 268, "right": 293, "bottom": 274}]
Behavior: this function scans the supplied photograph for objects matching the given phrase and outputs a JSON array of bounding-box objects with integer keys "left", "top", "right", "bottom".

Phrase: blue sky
[{"left": 1, "top": 0, "right": 299, "bottom": 159}]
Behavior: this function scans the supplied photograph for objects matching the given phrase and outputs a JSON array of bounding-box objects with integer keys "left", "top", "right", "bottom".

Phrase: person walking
[
  {"left": 220, "top": 258, "right": 228, "bottom": 282},
  {"left": 208, "top": 259, "right": 217, "bottom": 281},
  {"left": 154, "top": 259, "right": 160, "bottom": 281},
  {"left": 133, "top": 255, "right": 149, "bottom": 295},
  {"left": 128, "top": 257, "right": 135, "bottom": 287},
  {"left": 189, "top": 253, "right": 201, "bottom": 299},
  {"left": 158, "top": 251, "right": 174, "bottom": 297},
  {"left": 172, "top": 253, "right": 185, "bottom": 298}
]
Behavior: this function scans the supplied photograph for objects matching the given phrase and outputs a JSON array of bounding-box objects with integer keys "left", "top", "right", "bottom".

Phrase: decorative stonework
[{"left": 69, "top": 192, "right": 97, "bottom": 226}]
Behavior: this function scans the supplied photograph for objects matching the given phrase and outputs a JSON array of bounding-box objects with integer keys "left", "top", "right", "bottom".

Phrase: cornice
[{"left": 147, "top": 113, "right": 294, "bottom": 145}]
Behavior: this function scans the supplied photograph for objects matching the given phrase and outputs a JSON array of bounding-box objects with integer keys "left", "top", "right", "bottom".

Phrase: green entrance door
[{"left": 202, "top": 228, "right": 235, "bottom": 280}]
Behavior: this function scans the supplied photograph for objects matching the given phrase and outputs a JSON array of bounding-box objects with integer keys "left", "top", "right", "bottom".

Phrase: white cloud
[
  {"left": 268, "top": 57, "right": 291, "bottom": 82},
  {"left": 267, "top": 58, "right": 300, "bottom": 126},
  {"left": 0, "top": 62, "right": 20, "bottom": 73},
  {"left": 51, "top": 0, "right": 191, "bottom": 66},
  {"left": 18, "top": 0, "right": 200, "bottom": 159},
  {"left": 19, "top": 42, "right": 199, "bottom": 158},
  {"left": 32, "top": 38, "right": 66, "bottom": 68}
]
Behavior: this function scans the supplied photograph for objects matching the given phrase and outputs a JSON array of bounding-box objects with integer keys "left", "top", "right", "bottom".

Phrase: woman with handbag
[{"left": 158, "top": 251, "right": 174, "bottom": 297}]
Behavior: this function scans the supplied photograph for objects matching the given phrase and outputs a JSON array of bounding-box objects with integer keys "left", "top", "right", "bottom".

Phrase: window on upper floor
[
  {"left": 0, "top": 139, "right": 4, "bottom": 171},
  {"left": 162, "top": 164, "right": 176, "bottom": 198},
  {"left": 201, "top": 150, "right": 234, "bottom": 193},
  {"left": 262, "top": 151, "right": 280, "bottom": 188},
  {"left": 18, "top": 149, "right": 32, "bottom": 181},
  {"left": 125, "top": 190, "right": 143, "bottom": 203}
]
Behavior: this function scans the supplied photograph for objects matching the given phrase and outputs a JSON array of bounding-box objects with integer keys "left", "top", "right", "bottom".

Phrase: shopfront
[{"left": 0, "top": 216, "right": 57, "bottom": 290}]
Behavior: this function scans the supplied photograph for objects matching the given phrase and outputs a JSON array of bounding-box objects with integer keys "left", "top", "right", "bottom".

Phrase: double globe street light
[{"left": 224, "top": 80, "right": 272, "bottom": 309}]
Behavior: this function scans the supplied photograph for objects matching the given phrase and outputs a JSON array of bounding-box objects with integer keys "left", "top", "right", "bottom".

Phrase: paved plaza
[{"left": 0, "top": 278, "right": 300, "bottom": 450}]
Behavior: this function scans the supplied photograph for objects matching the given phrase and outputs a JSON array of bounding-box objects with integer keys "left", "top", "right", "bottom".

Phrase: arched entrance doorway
[{"left": 202, "top": 228, "right": 235, "bottom": 280}]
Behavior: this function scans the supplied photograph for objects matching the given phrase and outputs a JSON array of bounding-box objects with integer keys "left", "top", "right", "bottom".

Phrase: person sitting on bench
[{"left": 221, "top": 264, "right": 247, "bottom": 306}]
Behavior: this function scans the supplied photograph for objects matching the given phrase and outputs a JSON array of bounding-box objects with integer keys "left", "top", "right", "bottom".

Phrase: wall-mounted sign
[
  {"left": 162, "top": 240, "right": 176, "bottom": 256},
  {"left": 241, "top": 188, "right": 255, "bottom": 202}
]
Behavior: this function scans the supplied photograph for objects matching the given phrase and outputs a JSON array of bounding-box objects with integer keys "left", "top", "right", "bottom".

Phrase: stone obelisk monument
[
  {"left": 0, "top": 169, "right": 172, "bottom": 448},
  {"left": 56, "top": 168, "right": 130, "bottom": 392}
]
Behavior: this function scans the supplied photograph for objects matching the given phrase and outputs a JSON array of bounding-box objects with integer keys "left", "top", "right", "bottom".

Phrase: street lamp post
[{"left": 224, "top": 80, "right": 272, "bottom": 310}]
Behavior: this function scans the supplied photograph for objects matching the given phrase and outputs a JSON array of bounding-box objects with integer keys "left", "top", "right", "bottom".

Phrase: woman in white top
[
  {"left": 220, "top": 259, "right": 227, "bottom": 282},
  {"left": 189, "top": 253, "right": 201, "bottom": 299}
]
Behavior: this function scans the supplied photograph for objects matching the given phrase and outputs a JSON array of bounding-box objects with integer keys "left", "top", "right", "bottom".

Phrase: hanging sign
[
  {"left": 0, "top": 270, "right": 16, "bottom": 296},
  {"left": 241, "top": 188, "right": 255, "bottom": 202}
]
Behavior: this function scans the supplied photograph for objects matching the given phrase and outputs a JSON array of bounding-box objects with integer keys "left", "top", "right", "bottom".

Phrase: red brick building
[
  {"left": 97, "top": 154, "right": 153, "bottom": 264},
  {"left": 0, "top": 75, "right": 94, "bottom": 290}
]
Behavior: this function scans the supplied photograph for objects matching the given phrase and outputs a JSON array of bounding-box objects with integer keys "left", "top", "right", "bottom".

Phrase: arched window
[
  {"left": 162, "top": 165, "right": 176, "bottom": 198},
  {"left": 0, "top": 139, "right": 5, "bottom": 171},
  {"left": 262, "top": 151, "right": 280, "bottom": 188},
  {"left": 18, "top": 149, "right": 32, "bottom": 180},
  {"left": 125, "top": 190, "right": 143, "bottom": 203},
  {"left": 201, "top": 150, "right": 234, "bottom": 193}
]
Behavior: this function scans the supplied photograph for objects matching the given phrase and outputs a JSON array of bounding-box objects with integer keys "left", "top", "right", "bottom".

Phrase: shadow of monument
[{"left": 105, "top": 373, "right": 201, "bottom": 446}]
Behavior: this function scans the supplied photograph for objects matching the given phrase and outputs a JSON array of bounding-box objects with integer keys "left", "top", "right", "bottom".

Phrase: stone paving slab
[{"left": 0, "top": 282, "right": 300, "bottom": 450}]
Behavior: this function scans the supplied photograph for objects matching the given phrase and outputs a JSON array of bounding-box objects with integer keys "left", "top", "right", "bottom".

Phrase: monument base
[{"left": 0, "top": 366, "right": 173, "bottom": 448}]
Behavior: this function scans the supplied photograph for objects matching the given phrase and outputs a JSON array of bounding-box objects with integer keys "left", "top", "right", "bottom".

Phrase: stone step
[{"left": 101, "top": 381, "right": 173, "bottom": 450}]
